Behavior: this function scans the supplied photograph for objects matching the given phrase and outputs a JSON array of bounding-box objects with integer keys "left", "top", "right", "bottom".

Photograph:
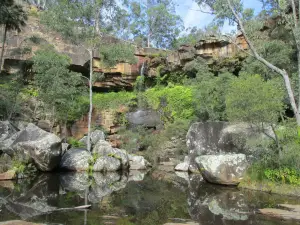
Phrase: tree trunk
[
  {"left": 0, "top": 24, "right": 8, "bottom": 71},
  {"left": 87, "top": 49, "right": 93, "bottom": 152},
  {"left": 147, "top": 33, "right": 151, "bottom": 48},
  {"left": 95, "top": 9, "right": 101, "bottom": 35},
  {"left": 227, "top": 0, "right": 300, "bottom": 126}
]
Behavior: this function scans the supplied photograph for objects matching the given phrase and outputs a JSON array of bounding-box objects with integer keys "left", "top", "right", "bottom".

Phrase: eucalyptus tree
[
  {"left": 42, "top": 0, "right": 136, "bottom": 151},
  {"left": 32, "top": 48, "right": 86, "bottom": 133},
  {"left": 195, "top": 0, "right": 300, "bottom": 126},
  {"left": 128, "top": 0, "right": 183, "bottom": 48},
  {"left": 0, "top": 0, "right": 27, "bottom": 70}
]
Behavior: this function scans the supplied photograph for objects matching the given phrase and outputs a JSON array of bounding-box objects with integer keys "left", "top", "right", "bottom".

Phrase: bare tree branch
[
  {"left": 188, "top": 8, "right": 215, "bottom": 15},
  {"left": 290, "top": 0, "right": 298, "bottom": 27},
  {"left": 226, "top": 0, "right": 300, "bottom": 125}
]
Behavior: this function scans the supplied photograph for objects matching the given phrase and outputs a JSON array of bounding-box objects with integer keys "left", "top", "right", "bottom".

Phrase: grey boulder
[
  {"left": 0, "top": 121, "right": 17, "bottom": 142},
  {"left": 175, "top": 156, "right": 190, "bottom": 172},
  {"left": 93, "top": 140, "right": 129, "bottom": 169},
  {"left": 60, "top": 148, "right": 91, "bottom": 171},
  {"left": 2, "top": 123, "right": 61, "bottom": 171},
  {"left": 128, "top": 154, "right": 151, "bottom": 170},
  {"left": 79, "top": 130, "right": 105, "bottom": 146},
  {"left": 93, "top": 156, "right": 121, "bottom": 172},
  {"left": 195, "top": 154, "right": 248, "bottom": 185}
]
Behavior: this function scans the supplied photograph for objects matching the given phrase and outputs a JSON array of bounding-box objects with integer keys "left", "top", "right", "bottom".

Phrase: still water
[{"left": 0, "top": 171, "right": 299, "bottom": 225}]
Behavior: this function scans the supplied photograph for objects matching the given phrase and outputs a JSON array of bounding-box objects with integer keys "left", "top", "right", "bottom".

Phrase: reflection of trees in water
[
  {"left": 1, "top": 172, "right": 300, "bottom": 225},
  {"left": 109, "top": 175, "right": 190, "bottom": 225}
]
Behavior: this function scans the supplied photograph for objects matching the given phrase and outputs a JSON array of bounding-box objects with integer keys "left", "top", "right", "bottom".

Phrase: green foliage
[
  {"left": 264, "top": 168, "right": 300, "bottom": 185},
  {"left": 0, "top": 74, "right": 24, "bottom": 120},
  {"left": 226, "top": 74, "right": 285, "bottom": 124},
  {"left": 28, "top": 5, "right": 39, "bottom": 17},
  {"left": 144, "top": 85, "right": 194, "bottom": 122},
  {"left": 32, "top": 48, "right": 87, "bottom": 123},
  {"left": 193, "top": 72, "right": 234, "bottom": 121},
  {"left": 172, "top": 25, "right": 222, "bottom": 48},
  {"left": 93, "top": 92, "right": 137, "bottom": 110},
  {"left": 99, "top": 43, "right": 137, "bottom": 67},
  {"left": 67, "top": 137, "right": 85, "bottom": 148},
  {"left": 12, "top": 159, "right": 37, "bottom": 177},
  {"left": 128, "top": 0, "right": 183, "bottom": 48},
  {"left": 0, "top": 0, "right": 27, "bottom": 32},
  {"left": 87, "top": 152, "right": 99, "bottom": 175},
  {"left": 157, "top": 71, "right": 188, "bottom": 85},
  {"left": 12, "top": 160, "right": 25, "bottom": 174}
]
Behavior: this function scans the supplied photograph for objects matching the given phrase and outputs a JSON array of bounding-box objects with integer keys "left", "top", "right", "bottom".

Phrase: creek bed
[{"left": 0, "top": 171, "right": 299, "bottom": 225}]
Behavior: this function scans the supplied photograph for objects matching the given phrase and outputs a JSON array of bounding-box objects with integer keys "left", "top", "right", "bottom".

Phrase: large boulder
[
  {"left": 79, "top": 130, "right": 105, "bottom": 146},
  {"left": 1, "top": 123, "right": 61, "bottom": 171},
  {"left": 93, "top": 140, "right": 129, "bottom": 169},
  {"left": 186, "top": 122, "right": 229, "bottom": 156},
  {"left": 186, "top": 122, "right": 274, "bottom": 173},
  {"left": 195, "top": 154, "right": 248, "bottom": 185},
  {"left": 128, "top": 154, "right": 151, "bottom": 170},
  {"left": 93, "top": 156, "right": 121, "bottom": 172},
  {"left": 60, "top": 148, "right": 91, "bottom": 171},
  {"left": 0, "top": 121, "right": 17, "bottom": 142},
  {"left": 187, "top": 122, "right": 274, "bottom": 156},
  {"left": 126, "top": 109, "right": 161, "bottom": 129}
]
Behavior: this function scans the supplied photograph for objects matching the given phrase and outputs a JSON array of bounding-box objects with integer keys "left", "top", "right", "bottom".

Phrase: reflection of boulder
[
  {"left": 60, "top": 148, "right": 91, "bottom": 171},
  {"left": 129, "top": 170, "right": 147, "bottom": 182},
  {"left": 60, "top": 172, "right": 89, "bottom": 193},
  {"left": 0, "top": 220, "right": 44, "bottom": 225},
  {"left": 3, "top": 174, "right": 59, "bottom": 220},
  {"left": 88, "top": 173, "right": 128, "bottom": 203},
  {"left": 186, "top": 175, "right": 256, "bottom": 225},
  {"left": 5, "top": 200, "right": 56, "bottom": 220},
  {"left": 195, "top": 154, "right": 248, "bottom": 185}
]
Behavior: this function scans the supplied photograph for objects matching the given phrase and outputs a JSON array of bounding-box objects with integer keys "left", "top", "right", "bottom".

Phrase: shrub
[
  {"left": 264, "top": 168, "right": 300, "bottom": 185},
  {"left": 67, "top": 137, "right": 85, "bottom": 148},
  {"left": 226, "top": 74, "right": 285, "bottom": 125},
  {"left": 144, "top": 85, "right": 194, "bottom": 122},
  {"left": 93, "top": 91, "right": 137, "bottom": 110},
  {"left": 193, "top": 72, "right": 234, "bottom": 121}
]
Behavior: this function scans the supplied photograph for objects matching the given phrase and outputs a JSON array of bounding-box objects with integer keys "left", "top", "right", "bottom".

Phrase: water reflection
[{"left": 0, "top": 171, "right": 299, "bottom": 225}]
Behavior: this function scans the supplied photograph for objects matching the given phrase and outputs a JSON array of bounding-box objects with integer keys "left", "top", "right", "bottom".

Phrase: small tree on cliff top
[
  {"left": 42, "top": 0, "right": 136, "bottom": 151},
  {"left": 128, "top": 0, "right": 183, "bottom": 48},
  {"left": 0, "top": 0, "right": 27, "bottom": 71},
  {"left": 195, "top": 0, "right": 300, "bottom": 126}
]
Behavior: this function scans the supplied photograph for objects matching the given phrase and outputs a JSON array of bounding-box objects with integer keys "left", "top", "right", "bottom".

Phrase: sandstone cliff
[{"left": 1, "top": 15, "right": 248, "bottom": 91}]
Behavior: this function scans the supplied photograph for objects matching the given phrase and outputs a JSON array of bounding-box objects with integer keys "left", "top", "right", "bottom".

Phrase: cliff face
[
  {"left": 1, "top": 15, "right": 248, "bottom": 91},
  {"left": 0, "top": 15, "right": 250, "bottom": 139}
]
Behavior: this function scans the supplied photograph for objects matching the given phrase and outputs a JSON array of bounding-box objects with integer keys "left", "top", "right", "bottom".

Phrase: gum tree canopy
[
  {"left": 195, "top": 0, "right": 300, "bottom": 126},
  {"left": 128, "top": 0, "right": 183, "bottom": 48}
]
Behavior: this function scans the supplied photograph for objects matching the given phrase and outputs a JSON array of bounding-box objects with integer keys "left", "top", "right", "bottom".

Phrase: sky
[{"left": 175, "top": 0, "right": 263, "bottom": 33}]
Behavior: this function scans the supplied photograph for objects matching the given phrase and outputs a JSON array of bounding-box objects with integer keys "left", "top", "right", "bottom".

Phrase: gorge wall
[{"left": 0, "top": 15, "right": 248, "bottom": 139}]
